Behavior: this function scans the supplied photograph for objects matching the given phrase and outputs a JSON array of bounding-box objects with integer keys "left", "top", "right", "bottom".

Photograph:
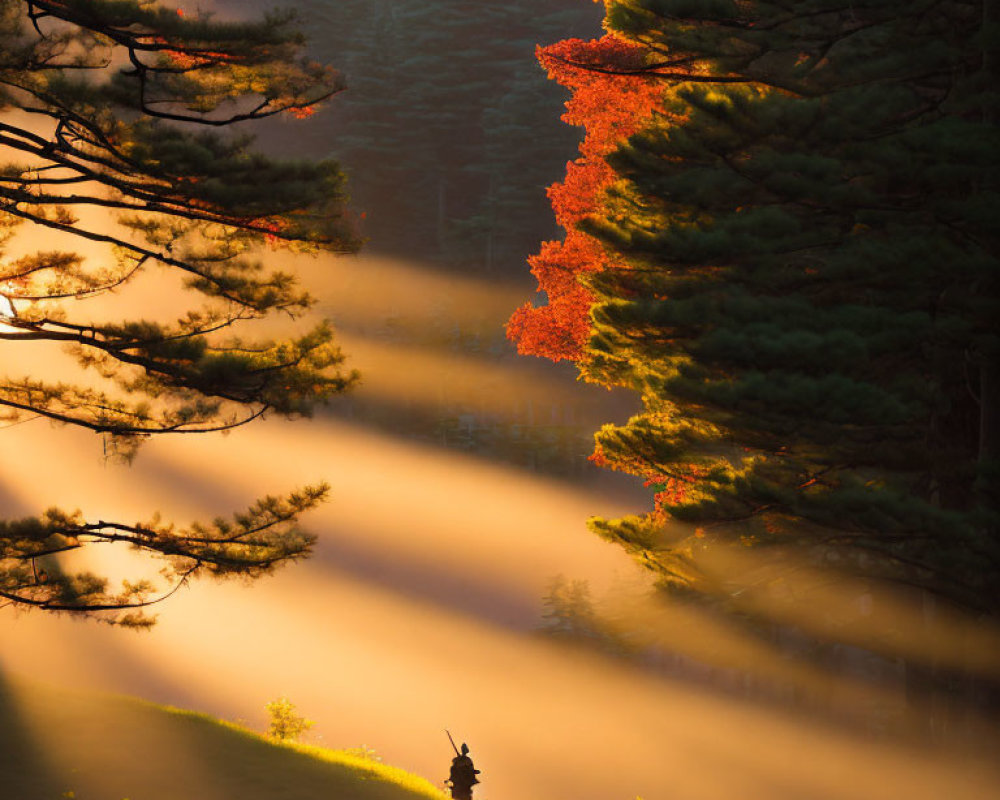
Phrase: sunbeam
[
  {"left": 4, "top": 403, "right": 1000, "bottom": 800},
  {"left": 3, "top": 3, "right": 999, "bottom": 799}
]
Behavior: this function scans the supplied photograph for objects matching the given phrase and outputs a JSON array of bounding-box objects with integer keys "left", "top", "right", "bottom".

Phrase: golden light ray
[
  {"left": 6, "top": 558, "right": 1000, "bottom": 800},
  {"left": 2, "top": 185, "right": 999, "bottom": 800},
  {"left": 3, "top": 405, "right": 1000, "bottom": 800},
  {"left": 333, "top": 331, "right": 595, "bottom": 424}
]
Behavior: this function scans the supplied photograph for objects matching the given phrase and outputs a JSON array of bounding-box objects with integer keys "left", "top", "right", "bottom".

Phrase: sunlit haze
[{"left": 3, "top": 2, "right": 999, "bottom": 800}]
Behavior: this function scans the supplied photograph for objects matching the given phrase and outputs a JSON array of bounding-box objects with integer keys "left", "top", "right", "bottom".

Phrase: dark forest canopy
[
  {"left": 0, "top": 0, "right": 358, "bottom": 625},
  {"left": 518, "top": 1, "right": 1000, "bottom": 618},
  {"left": 316, "top": 0, "right": 602, "bottom": 268}
]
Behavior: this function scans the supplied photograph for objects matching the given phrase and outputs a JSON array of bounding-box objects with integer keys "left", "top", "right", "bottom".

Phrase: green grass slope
[{"left": 0, "top": 675, "right": 446, "bottom": 800}]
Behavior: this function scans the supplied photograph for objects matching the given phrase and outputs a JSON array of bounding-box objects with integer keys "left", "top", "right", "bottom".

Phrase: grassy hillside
[{"left": 0, "top": 674, "right": 446, "bottom": 800}]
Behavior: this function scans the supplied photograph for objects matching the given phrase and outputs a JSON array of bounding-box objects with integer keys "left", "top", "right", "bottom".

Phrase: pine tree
[
  {"left": 577, "top": 0, "right": 1000, "bottom": 614},
  {"left": 0, "top": 0, "right": 359, "bottom": 625}
]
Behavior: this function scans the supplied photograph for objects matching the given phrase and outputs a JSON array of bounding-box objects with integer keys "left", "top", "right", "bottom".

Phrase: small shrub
[{"left": 265, "top": 697, "right": 314, "bottom": 742}]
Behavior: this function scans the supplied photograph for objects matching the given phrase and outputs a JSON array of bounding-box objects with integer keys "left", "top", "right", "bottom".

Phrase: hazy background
[{"left": 3, "top": 2, "right": 1000, "bottom": 800}]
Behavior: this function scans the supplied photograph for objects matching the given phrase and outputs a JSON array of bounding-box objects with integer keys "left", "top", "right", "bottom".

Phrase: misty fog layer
[{"left": 3, "top": 2, "right": 1000, "bottom": 800}]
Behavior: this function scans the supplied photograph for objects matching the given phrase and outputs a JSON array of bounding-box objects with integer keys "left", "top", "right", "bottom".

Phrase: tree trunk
[{"left": 980, "top": 0, "right": 1000, "bottom": 515}]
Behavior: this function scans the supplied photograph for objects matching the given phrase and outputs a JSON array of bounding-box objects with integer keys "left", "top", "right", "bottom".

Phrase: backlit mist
[{"left": 3, "top": 2, "right": 1000, "bottom": 800}]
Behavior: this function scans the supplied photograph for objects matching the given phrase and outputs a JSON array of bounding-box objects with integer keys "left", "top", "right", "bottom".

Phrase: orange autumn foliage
[
  {"left": 249, "top": 216, "right": 291, "bottom": 247},
  {"left": 285, "top": 105, "right": 318, "bottom": 120},
  {"left": 589, "top": 443, "right": 708, "bottom": 517},
  {"left": 507, "top": 35, "right": 663, "bottom": 362}
]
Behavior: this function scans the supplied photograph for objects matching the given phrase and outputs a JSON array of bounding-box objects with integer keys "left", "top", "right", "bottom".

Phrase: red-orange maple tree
[{"left": 506, "top": 35, "right": 662, "bottom": 362}]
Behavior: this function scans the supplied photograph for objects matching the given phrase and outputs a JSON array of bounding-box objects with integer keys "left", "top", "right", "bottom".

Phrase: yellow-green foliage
[{"left": 264, "top": 696, "right": 315, "bottom": 742}]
